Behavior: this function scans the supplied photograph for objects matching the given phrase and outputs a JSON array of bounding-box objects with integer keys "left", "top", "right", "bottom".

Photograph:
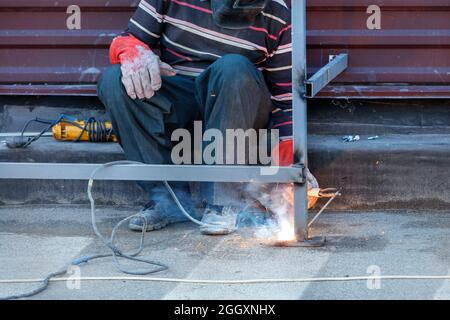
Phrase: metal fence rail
[{"left": 0, "top": 163, "right": 304, "bottom": 183}]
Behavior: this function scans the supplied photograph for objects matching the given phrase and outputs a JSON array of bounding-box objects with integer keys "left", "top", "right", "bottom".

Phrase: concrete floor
[{"left": 0, "top": 205, "right": 450, "bottom": 300}]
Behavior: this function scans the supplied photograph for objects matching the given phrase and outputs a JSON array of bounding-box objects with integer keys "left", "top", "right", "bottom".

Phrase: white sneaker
[{"left": 199, "top": 205, "right": 237, "bottom": 235}]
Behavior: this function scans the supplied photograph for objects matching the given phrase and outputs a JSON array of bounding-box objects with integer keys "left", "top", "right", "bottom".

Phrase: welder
[{"left": 98, "top": 0, "right": 317, "bottom": 235}]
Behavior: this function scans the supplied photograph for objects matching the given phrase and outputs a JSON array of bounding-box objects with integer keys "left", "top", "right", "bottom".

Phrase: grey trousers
[{"left": 97, "top": 54, "right": 272, "bottom": 213}]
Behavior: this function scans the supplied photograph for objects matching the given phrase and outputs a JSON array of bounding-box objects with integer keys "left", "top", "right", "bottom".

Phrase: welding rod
[{"left": 308, "top": 190, "right": 341, "bottom": 228}]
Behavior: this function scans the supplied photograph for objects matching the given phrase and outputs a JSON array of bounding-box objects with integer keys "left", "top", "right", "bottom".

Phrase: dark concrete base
[{"left": 309, "top": 134, "right": 450, "bottom": 211}]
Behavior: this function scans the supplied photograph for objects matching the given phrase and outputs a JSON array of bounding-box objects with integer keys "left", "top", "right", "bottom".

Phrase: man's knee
[
  {"left": 215, "top": 54, "right": 253, "bottom": 69},
  {"left": 210, "top": 54, "right": 262, "bottom": 87},
  {"left": 97, "top": 64, "right": 124, "bottom": 102}
]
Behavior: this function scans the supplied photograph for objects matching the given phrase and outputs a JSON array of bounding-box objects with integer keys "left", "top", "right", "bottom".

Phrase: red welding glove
[
  {"left": 271, "top": 139, "right": 294, "bottom": 166},
  {"left": 109, "top": 34, "right": 176, "bottom": 100}
]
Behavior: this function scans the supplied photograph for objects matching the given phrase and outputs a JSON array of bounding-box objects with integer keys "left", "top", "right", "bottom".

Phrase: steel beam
[
  {"left": 0, "top": 163, "right": 304, "bottom": 183},
  {"left": 292, "top": 0, "right": 309, "bottom": 242},
  {"left": 292, "top": 0, "right": 325, "bottom": 246},
  {"left": 305, "top": 54, "right": 348, "bottom": 98}
]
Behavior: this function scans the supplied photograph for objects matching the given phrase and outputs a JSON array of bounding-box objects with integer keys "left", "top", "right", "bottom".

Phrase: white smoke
[
  {"left": 244, "top": 183, "right": 295, "bottom": 241},
  {"left": 244, "top": 168, "right": 320, "bottom": 241}
]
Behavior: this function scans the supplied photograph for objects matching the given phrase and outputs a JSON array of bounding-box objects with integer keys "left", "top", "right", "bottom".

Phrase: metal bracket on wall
[{"left": 305, "top": 54, "right": 348, "bottom": 98}]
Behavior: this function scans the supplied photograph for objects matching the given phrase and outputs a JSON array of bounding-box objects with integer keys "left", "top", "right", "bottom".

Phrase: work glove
[
  {"left": 109, "top": 34, "right": 176, "bottom": 100},
  {"left": 271, "top": 139, "right": 294, "bottom": 167},
  {"left": 282, "top": 168, "right": 320, "bottom": 209},
  {"left": 271, "top": 139, "right": 320, "bottom": 209}
]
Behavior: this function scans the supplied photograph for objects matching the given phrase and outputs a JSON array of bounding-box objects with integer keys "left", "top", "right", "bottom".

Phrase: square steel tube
[
  {"left": 305, "top": 54, "right": 348, "bottom": 98},
  {"left": 0, "top": 163, "right": 304, "bottom": 183},
  {"left": 292, "top": 0, "right": 309, "bottom": 241}
]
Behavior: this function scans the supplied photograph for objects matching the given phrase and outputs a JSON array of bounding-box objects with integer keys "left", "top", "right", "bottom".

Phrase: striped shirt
[{"left": 127, "top": 0, "right": 293, "bottom": 139}]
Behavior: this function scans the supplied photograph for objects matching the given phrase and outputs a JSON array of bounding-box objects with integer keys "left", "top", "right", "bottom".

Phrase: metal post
[
  {"left": 292, "top": 0, "right": 308, "bottom": 241},
  {"left": 292, "top": 0, "right": 325, "bottom": 246}
]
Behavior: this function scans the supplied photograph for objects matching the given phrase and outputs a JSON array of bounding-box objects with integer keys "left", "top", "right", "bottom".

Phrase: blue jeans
[{"left": 98, "top": 54, "right": 272, "bottom": 215}]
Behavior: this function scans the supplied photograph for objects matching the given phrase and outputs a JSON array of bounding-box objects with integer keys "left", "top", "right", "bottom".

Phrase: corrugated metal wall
[
  {"left": 0, "top": 0, "right": 137, "bottom": 95},
  {"left": 309, "top": 0, "right": 450, "bottom": 97},
  {"left": 0, "top": 0, "right": 449, "bottom": 97}
]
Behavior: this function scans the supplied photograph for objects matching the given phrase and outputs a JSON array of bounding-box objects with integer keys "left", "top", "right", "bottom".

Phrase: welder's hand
[
  {"left": 271, "top": 139, "right": 293, "bottom": 166},
  {"left": 109, "top": 35, "right": 176, "bottom": 100},
  {"left": 120, "top": 50, "right": 176, "bottom": 99},
  {"left": 282, "top": 168, "right": 320, "bottom": 209},
  {"left": 246, "top": 170, "right": 320, "bottom": 216}
]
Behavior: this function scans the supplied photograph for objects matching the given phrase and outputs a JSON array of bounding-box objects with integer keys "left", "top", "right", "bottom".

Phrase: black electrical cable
[
  {"left": 0, "top": 161, "right": 169, "bottom": 300},
  {"left": 6, "top": 117, "right": 61, "bottom": 148},
  {"left": 74, "top": 117, "right": 92, "bottom": 142},
  {"left": 0, "top": 160, "right": 237, "bottom": 300}
]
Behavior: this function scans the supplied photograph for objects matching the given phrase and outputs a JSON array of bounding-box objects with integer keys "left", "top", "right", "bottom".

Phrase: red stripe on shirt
[
  {"left": 169, "top": 0, "right": 278, "bottom": 41},
  {"left": 170, "top": 0, "right": 212, "bottom": 14},
  {"left": 274, "top": 82, "right": 292, "bottom": 87},
  {"left": 166, "top": 47, "right": 193, "bottom": 61},
  {"left": 273, "top": 121, "right": 293, "bottom": 128},
  {"left": 278, "top": 24, "right": 292, "bottom": 36},
  {"left": 249, "top": 26, "right": 278, "bottom": 40}
]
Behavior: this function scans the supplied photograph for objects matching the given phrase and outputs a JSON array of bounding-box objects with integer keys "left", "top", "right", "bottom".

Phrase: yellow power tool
[{"left": 52, "top": 119, "right": 117, "bottom": 142}]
